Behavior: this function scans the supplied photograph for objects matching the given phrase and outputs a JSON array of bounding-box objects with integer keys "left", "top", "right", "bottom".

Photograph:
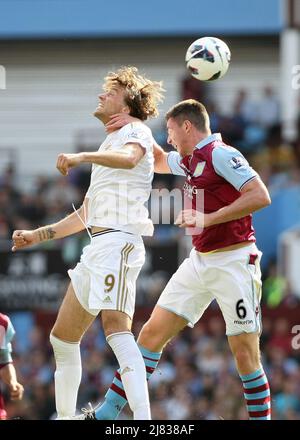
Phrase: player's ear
[
  {"left": 121, "top": 105, "right": 130, "bottom": 114},
  {"left": 184, "top": 120, "right": 192, "bottom": 133}
]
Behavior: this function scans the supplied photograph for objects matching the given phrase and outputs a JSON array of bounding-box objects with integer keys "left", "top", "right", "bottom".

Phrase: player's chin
[{"left": 93, "top": 107, "right": 103, "bottom": 116}]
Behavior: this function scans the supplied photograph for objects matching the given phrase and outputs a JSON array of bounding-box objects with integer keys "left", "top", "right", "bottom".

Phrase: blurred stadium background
[{"left": 1, "top": 0, "right": 300, "bottom": 420}]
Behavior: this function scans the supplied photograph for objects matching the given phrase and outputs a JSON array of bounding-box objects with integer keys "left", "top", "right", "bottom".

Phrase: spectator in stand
[
  {"left": 256, "top": 86, "right": 280, "bottom": 130},
  {"left": 273, "top": 376, "right": 300, "bottom": 419},
  {"left": 233, "top": 89, "right": 257, "bottom": 125},
  {"left": 262, "top": 259, "right": 287, "bottom": 307},
  {"left": 268, "top": 318, "right": 293, "bottom": 356},
  {"left": 181, "top": 75, "right": 207, "bottom": 103},
  {"left": 250, "top": 124, "right": 297, "bottom": 190}
]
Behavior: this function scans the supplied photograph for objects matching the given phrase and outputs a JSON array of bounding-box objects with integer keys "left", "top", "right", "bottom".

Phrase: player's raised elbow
[
  {"left": 123, "top": 143, "right": 145, "bottom": 168},
  {"left": 256, "top": 186, "right": 271, "bottom": 209},
  {"left": 243, "top": 178, "right": 271, "bottom": 210},
  {"left": 125, "top": 154, "right": 140, "bottom": 169},
  {"left": 263, "top": 192, "right": 271, "bottom": 207}
]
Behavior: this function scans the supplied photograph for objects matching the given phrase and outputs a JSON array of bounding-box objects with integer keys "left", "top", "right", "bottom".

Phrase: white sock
[
  {"left": 50, "top": 334, "right": 82, "bottom": 418},
  {"left": 107, "top": 332, "right": 151, "bottom": 420}
]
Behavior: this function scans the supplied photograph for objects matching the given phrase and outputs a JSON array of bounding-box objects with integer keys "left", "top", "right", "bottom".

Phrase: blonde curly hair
[{"left": 103, "top": 66, "right": 165, "bottom": 121}]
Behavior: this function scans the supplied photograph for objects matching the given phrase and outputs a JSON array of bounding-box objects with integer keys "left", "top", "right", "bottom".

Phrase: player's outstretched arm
[
  {"left": 12, "top": 198, "right": 89, "bottom": 252},
  {"left": 206, "top": 177, "right": 271, "bottom": 226},
  {"left": 104, "top": 113, "right": 172, "bottom": 174},
  {"left": 60, "top": 142, "right": 145, "bottom": 171},
  {"left": 175, "top": 178, "right": 271, "bottom": 229}
]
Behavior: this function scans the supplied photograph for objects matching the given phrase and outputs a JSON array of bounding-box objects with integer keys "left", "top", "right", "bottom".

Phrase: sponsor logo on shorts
[
  {"left": 103, "top": 295, "right": 112, "bottom": 303},
  {"left": 234, "top": 320, "right": 253, "bottom": 325}
]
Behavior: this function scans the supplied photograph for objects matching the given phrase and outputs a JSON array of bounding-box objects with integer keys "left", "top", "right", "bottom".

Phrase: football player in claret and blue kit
[{"left": 89, "top": 99, "right": 272, "bottom": 421}]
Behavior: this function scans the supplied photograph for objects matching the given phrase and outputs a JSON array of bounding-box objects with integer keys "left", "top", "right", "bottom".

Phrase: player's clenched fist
[
  {"left": 9, "top": 382, "right": 24, "bottom": 401},
  {"left": 11, "top": 230, "right": 38, "bottom": 252},
  {"left": 56, "top": 153, "right": 83, "bottom": 176},
  {"left": 175, "top": 209, "right": 208, "bottom": 229}
]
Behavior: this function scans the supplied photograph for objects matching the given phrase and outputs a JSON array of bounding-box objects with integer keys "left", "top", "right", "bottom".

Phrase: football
[{"left": 185, "top": 36, "right": 231, "bottom": 81}]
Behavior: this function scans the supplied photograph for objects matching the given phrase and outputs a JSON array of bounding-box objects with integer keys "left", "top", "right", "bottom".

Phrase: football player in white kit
[{"left": 11, "top": 66, "right": 164, "bottom": 420}]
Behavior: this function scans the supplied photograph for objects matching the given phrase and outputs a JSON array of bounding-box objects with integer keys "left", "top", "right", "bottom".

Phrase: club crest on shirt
[
  {"left": 127, "top": 132, "right": 139, "bottom": 140},
  {"left": 229, "top": 156, "right": 245, "bottom": 169},
  {"left": 193, "top": 161, "right": 206, "bottom": 177}
]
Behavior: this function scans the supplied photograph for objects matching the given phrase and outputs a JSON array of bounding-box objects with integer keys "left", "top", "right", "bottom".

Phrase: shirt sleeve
[
  {"left": 123, "top": 123, "right": 153, "bottom": 152},
  {"left": 0, "top": 348, "right": 12, "bottom": 365},
  {"left": 167, "top": 151, "right": 186, "bottom": 176},
  {"left": 0, "top": 317, "right": 15, "bottom": 365},
  {"left": 212, "top": 145, "right": 258, "bottom": 191}
]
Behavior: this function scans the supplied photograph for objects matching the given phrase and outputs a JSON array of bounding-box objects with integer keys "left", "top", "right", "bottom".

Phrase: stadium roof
[{"left": 0, "top": 0, "right": 282, "bottom": 39}]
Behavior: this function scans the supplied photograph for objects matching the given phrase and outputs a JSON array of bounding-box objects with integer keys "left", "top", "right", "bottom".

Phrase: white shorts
[
  {"left": 157, "top": 243, "right": 262, "bottom": 336},
  {"left": 68, "top": 231, "right": 145, "bottom": 319}
]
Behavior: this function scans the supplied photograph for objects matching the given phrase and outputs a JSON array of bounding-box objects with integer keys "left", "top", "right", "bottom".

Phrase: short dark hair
[{"left": 166, "top": 99, "right": 210, "bottom": 132}]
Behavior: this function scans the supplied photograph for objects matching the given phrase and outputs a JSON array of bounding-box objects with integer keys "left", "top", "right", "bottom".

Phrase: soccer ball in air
[{"left": 185, "top": 37, "right": 231, "bottom": 81}]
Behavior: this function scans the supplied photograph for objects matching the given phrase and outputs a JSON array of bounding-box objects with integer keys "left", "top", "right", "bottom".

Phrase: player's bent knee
[
  {"left": 138, "top": 322, "right": 168, "bottom": 352},
  {"left": 50, "top": 325, "right": 61, "bottom": 340},
  {"left": 102, "top": 310, "right": 131, "bottom": 337},
  {"left": 50, "top": 324, "right": 79, "bottom": 343},
  {"left": 50, "top": 333, "right": 81, "bottom": 364}
]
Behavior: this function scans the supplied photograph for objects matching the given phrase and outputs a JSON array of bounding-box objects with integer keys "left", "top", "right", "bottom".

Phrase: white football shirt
[{"left": 86, "top": 122, "right": 154, "bottom": 236}]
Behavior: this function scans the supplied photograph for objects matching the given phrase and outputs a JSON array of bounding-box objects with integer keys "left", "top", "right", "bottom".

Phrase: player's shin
[
  {"left": 240, "top": 367, "right": 271, "bottom": 420},
  {"left": 97, "top": 345, "right": 161, "bottom": 419},
  {"left": 99, "top": 335, "right": 161, "bottom": 420},
  {"left": 107, "top": 332, "right": 150, "bottom": 420},
  {"left": 50, "top": 334, "right": 82, "bottom": 418}
]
